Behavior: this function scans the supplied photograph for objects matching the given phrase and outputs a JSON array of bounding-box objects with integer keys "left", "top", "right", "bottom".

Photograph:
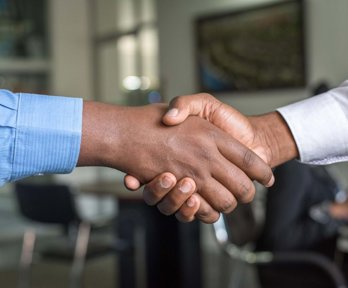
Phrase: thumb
[
  {"left": 162, "top": 99, "right": 192, "bottom": 126},
  {"left": 162, "top": 93, "right": 217, "bottom": 126}
]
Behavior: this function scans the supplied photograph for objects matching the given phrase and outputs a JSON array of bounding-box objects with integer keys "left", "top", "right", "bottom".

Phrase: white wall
[
  {"left": 157, "top": 0, "right": 348, "bottom": 114},
  {"left": 50, "top": 0, "right": 93, "bottom": 100}
]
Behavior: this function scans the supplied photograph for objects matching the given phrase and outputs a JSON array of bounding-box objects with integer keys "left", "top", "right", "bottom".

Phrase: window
[{"left": 90, "top": 0, "right": 160, "bottom": 105}]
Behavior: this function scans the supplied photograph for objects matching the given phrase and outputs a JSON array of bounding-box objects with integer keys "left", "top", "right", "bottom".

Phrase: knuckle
[
  {"left": 196, "top": 205, "right": 212, "bottom": 220},
  {"left": 240, "top": 188, "right": 255, "bottom": 203},
  {"left": 196, "top": 205, "right": 220, "bottom": 223},
  {"left": 219, "top": 197, "right": 237, "bottom": 214},
  {"left": 237, "top": 181, "right": 255, "bottom": 204},
  {"left": 170, "top": 96, "right": 183, "bottom": 107},
  {"left": 206, "top": 129, "right": 218, "bottom": 143},
  {"left": 243, "top": 149, "right": 256, "bottom": 170},
  {"left": 200, "top": 92, "right": 214, "bottom": 101},
  {"left": 198, "top": 212, "right": 220, "bottom": 224},
  {"left": 210, "top": 213, "right": 221, "bottom": 223}
]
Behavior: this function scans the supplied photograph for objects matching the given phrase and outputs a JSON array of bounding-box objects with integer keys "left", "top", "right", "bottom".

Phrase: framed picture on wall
[{"left": 195, "top": 0, "right": 306, "bottom": 93}]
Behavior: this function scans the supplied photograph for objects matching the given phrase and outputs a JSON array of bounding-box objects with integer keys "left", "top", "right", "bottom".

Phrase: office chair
[
  {"left": 14, "top": 182, "right": 118, "bottom": 288},
  {"left": 213, "top": 208, "right": 348, "bottom": 288}
]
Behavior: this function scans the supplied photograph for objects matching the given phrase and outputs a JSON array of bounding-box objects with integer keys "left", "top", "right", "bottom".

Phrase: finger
[
  {"left": 142, "top": 173, "right": 177, "bottom": 206},
  {"left": 199, "top": 178, "right": 238, "bottom": 213},
  {"left": 175, "top": 193, "right": 200, "bottom": 223},
  {"left": 157, "top": 178, "right": 196, "bottom": 216},
  {"left": 210, "top": 157, "right": 256, "bottom": 204},
  {"left": 216, "top": 133, "right": 274, "bottom": 187},
  {"left": 194, "top": 194, "right": 221, "bottom": 224},
  {"left": 163, "top": 93, "right": 219, "bottom": 126},
  {"left": 124, "top": 174, "right": 142, "bottom": 191}
]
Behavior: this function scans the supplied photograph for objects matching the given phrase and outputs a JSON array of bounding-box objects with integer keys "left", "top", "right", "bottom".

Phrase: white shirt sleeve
[{"left": 277, "top": 80, "right": 348, "bottom": 165}]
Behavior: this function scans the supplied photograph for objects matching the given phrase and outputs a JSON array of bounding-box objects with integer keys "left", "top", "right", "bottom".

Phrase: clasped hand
[{"left": 123, "top": 95, "right": 275, "bottom": 223}]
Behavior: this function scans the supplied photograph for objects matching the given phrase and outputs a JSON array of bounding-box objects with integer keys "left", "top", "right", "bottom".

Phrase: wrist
[
  {"left": 249, "top": 112, "right": 299, "bottom": 167},
  {"left": 78, "top": 102, "right": 169, "bottom": 183},
  {"left": 78, "top": 101, "right": 123, "bottom": 168}
]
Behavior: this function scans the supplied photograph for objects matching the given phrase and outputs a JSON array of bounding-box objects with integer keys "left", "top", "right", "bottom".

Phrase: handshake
[{"left": 78, "top": 93, "right": 298, "bottom": 223}]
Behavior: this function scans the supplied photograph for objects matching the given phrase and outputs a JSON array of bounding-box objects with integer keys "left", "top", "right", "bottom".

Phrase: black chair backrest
[{"left": 14, "top": 183, "right": 79, "bottom": 225}]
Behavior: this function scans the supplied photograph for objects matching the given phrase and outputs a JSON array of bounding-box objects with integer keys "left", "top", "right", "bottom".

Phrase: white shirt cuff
[{"left": 277, "top": 86, "right": 348, "bottom": 165}]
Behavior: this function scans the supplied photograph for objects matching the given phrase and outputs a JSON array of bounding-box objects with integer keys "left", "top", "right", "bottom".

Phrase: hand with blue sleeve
[{"left": 0, "top": 90, "right": 273, "bottom": 224}]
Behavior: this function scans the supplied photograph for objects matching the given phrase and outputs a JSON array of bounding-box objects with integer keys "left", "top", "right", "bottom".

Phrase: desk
[{"left": 80, "top": 182, "right": 202, "bottom": 288}]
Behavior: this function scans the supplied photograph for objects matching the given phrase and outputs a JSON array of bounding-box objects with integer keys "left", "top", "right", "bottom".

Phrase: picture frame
[{"left": 195, "top": 0, "right": 306, "bottom": 93}]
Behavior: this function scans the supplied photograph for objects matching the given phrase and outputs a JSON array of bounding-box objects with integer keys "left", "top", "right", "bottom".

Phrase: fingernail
[
  {"left": 265, "top": 175, "right": 275, "bottom": 187},
  {"left": 179, "top": 181, "right": 192, "bottom": 193},
  {"left": 186, "top": 197, "right": 195, "bottom": 207},
  {"left": 166, "top": 108, "right": 178, "bottom": 117},
  {"left": 160, "top": 176, "right": 172, "bottom": 189}
]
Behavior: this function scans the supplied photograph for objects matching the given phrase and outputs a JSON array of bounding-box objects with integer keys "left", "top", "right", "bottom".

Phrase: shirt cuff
[
  {"left": 277, "top": 89, "right": 348, "bottom": 165},
  {"left": 11, "top": 93, "right": 83, "bottom": 181}
]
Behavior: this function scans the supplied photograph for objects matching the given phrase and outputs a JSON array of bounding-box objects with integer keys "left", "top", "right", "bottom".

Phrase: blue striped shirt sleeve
[{"left": 0, "top": 90, "right": 82, "bottom": 186}]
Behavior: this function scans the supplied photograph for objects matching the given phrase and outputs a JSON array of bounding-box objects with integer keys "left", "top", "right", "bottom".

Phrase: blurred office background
[{"left": 1, "top": 0, "right": 348, "bottom": 288}]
